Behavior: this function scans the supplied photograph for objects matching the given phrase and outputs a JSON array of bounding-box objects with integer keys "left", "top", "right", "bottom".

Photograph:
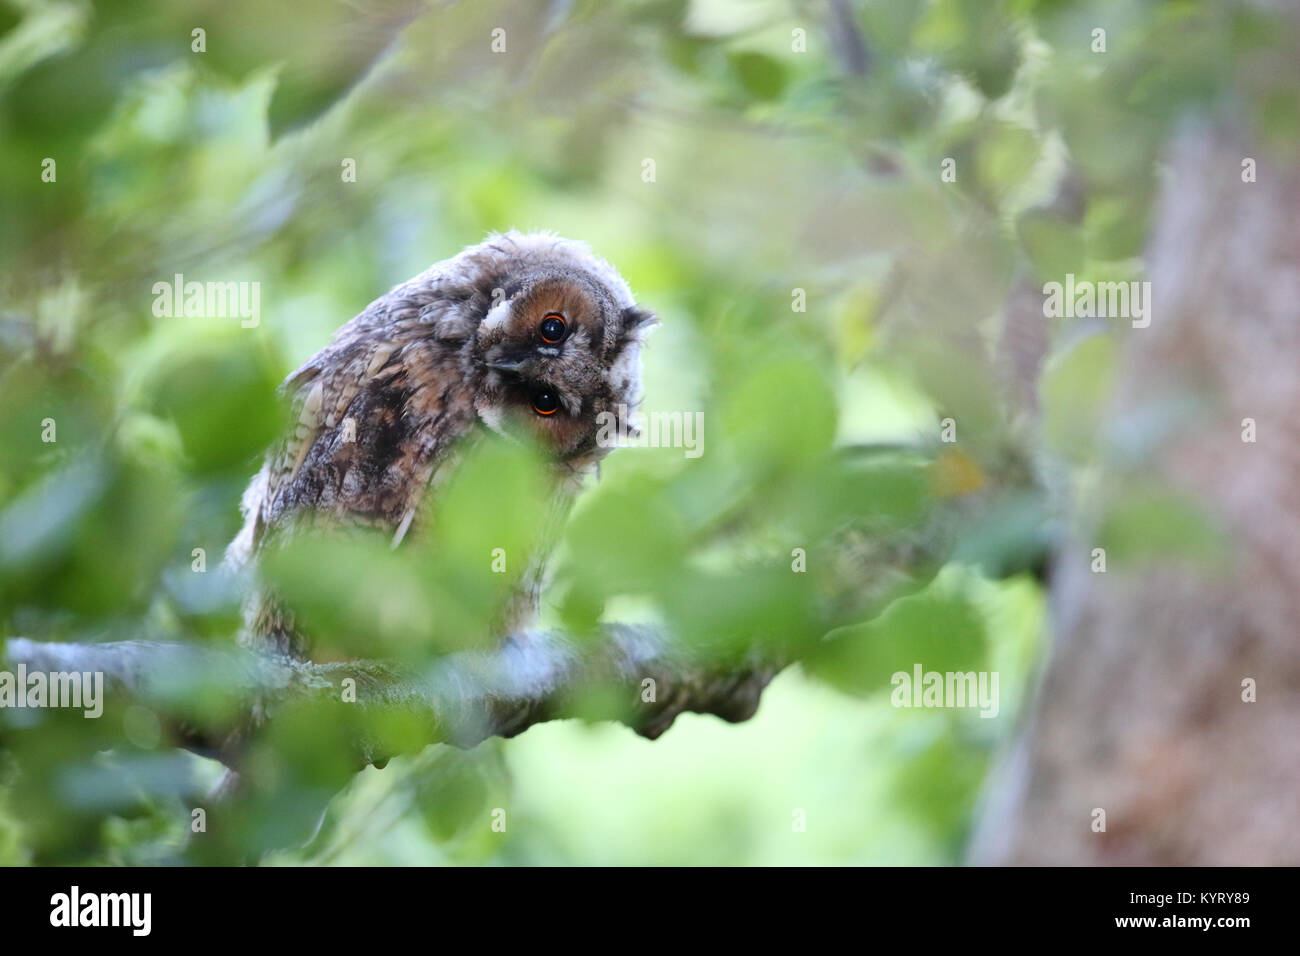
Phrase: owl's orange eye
[
  {"left": 539, "top": 313, "right": 566, "bottom": 343},
  {"left": 533, "top": 390, "right": 560, "bottom": 416}
]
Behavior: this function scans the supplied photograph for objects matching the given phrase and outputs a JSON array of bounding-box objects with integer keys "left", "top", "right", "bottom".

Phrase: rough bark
[{"left": 970, "top": 123, "right": 1300, "bottom": 864}]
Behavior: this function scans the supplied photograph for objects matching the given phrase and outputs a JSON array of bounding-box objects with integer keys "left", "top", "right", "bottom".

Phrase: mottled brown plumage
[{"left": 226, "top": 231, "right": 655, "bottom": 658}]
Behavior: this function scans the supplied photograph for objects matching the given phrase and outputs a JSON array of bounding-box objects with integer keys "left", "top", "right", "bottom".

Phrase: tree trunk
[{"left": 970, "top": 121, "right": 1300, "bottom": 864}]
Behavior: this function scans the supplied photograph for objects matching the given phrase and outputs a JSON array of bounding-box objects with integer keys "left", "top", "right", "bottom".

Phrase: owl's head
[{"left": 471, "top": 264, "right": 656, "bottom": 469}]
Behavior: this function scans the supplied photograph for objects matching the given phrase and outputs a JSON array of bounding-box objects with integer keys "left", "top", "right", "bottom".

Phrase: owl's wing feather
[{"left": 232, "top": 328, "right": 475, "bottom": 568}]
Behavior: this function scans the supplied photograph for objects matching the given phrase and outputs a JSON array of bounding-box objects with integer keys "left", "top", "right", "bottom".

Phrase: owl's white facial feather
[
  {"left": 476, "top": 402, "right": 510, "bottom": 436},
  {"left": 481, "top": 296, "right": 513, "bottom": 331}
]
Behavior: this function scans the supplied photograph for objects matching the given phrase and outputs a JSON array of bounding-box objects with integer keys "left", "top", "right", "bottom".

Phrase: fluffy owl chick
[{"left": 227, "top": 231, "right": 656, "bottom": 658}]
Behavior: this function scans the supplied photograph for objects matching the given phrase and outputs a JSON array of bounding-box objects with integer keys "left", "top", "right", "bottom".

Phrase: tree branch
[{"left": 2, "top": 627, "right": 780, "bottom": 769}]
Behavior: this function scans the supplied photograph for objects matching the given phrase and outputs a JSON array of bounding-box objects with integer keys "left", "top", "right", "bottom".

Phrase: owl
[{"left": 226, "top": 231, "right": 656, "bottom": 658}]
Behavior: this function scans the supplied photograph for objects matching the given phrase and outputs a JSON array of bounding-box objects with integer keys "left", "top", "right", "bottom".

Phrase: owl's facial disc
[
  {"left": 473, "top": 270, "right": 654, "bottom": 467},
  {"left": 482, "top": 277, "right": 592, "bottom": 374}
]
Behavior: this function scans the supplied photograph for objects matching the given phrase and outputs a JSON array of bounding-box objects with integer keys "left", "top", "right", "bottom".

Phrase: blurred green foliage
[{"left": 1, "top": 0, "right": 1290, "bottom": 864}]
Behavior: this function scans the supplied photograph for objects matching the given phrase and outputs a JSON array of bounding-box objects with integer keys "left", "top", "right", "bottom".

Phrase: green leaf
[
  {"left": 727, "top": 51, "right": 787, "bottom": 102},
  {"left": 807, "top": 584, "right": 988, "bottom": 697}
]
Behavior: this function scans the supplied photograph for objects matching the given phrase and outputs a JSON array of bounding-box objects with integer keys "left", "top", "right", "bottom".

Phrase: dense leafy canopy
[{"left": 2, "top": 0, "right": 1287, "bottom": 864}]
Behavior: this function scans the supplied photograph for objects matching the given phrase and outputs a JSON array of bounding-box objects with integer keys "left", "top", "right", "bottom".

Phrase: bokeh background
[{"left": 1, "top": 0, "right": 1295, "bottom": 864}]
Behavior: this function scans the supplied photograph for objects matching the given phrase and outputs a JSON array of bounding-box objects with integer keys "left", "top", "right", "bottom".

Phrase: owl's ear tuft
[
  {"left": 622, "top": 305, "right": 657, "bottom": 331},
  {"left": 616, "top": 305, "right": 658, "bottom": 349}
]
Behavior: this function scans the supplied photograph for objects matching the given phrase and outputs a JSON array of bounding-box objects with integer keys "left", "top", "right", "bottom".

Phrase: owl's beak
[{"left": 487, "top": 352, "right": 534, "bottom": 374}]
